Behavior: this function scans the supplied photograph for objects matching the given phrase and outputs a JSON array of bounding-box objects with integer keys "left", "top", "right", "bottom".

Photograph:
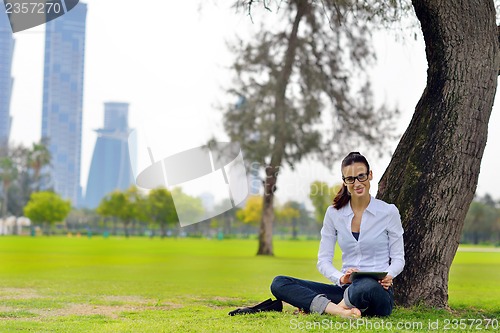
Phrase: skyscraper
[
  {"left": 84, "top": 102, "right": 135, "bottom": 208},
  {"left": 0, "top": 7, "right": 14, "bottom": 147},
  {"left": 41, "top": 3, "right": 87, "bottom": 204}
]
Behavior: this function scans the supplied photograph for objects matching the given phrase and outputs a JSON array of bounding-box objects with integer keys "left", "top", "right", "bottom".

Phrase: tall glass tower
[
  {"left": 0, "top": 7, "right": 14, "bottom": 147},
  {"left": 41, "top": 3, "right": 87, "bottom": 205},
  {"left": 84, "top": 102, "right": 135, "bottom": 208}
]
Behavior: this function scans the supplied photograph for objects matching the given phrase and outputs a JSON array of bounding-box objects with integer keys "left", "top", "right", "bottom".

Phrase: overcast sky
[{"left": 7, "top": 1, "right": 500, "bottom": 206}]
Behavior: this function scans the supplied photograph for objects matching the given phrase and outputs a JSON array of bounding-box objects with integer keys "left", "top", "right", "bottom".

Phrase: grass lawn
[{"left": 0, "top": 236, "right": 498, "bottom": 332}]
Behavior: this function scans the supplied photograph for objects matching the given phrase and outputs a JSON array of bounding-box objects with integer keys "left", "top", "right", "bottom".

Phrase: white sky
[{"left": 7, "top": 1, "right": 500, "bottom": 206}]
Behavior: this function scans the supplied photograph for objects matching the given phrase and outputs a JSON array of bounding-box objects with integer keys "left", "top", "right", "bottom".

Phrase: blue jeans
[{"left": 270, "top": 275, "right": 394, "bottom": 316}]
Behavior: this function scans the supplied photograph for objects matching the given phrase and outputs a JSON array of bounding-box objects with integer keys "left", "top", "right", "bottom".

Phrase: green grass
[{"left": 0, "top": 237, "right": 498, "bottom": 332}]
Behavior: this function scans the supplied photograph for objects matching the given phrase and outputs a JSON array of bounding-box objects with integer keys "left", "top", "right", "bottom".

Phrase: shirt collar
[{"left": 341, "top": 196, "right": 378, "bottom": 216}]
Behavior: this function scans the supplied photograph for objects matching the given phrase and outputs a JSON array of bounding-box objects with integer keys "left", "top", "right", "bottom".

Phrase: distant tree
[
  {"left": 479, "top": 193, "right": 498, "bottom": 209},
  {"left": 96, "top": 193, "right": 114, "bottom": 221},
  {"left": 221, "top": 1, "right": 401, "bottom": 255},
  {"left": 463, "top": 201, "right": 498, "bottom": 244},
  {"left": 236, "top": 195, "right": 263, "bottom": 226},
  {"left": 5, "top": 144, "right": 32, "bottom": 216},
  {"left": 309, "top": 181, "right": 341, "bottom": 228},
  {"left": 213, "top": 202, "right": 238, "bottom": 236},
  {"left": 170, "top": 188, "right": 204, "bottom": 226},
  {"left": 66, "top": 208, "right": 100, "bottom": 233},
  {"left": 146, "top": 187, "right": 178, "bottom": 237},
  {"left": 275, "top": 201, "right": 301, "bottom": 239},
  {"left": 97, "top": 191, "right": 128, "bottom": 236},
  {"left": 23, "top": 191, "right": 71, "bottom": 235},
  {"left": 0, "top": 156, "right": 17, "bottom": 218},
  {"left": 97, "top": 188, "right": 142, "bottom": 238},
  {"left": 1, "top": 141, "right": 52, "bottom": 216},
  {"left": 494, "top": 211, "right": 500, "bottom": 245},
  {"left": 27, "top": 140, "right": 51, "bottom": 192},
  {"left": 125, "top": 186, "right": 147, "bottom": 236}
]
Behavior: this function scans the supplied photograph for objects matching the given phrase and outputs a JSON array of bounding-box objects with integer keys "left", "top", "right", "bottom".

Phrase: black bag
[{"left": 228, "top": 298, "right": 283, "bottom": 316}]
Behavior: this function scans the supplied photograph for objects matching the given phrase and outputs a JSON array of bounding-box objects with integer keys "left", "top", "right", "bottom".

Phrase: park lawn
[{"left": 0, "top": 237, "right": 498, "bottom": 332}]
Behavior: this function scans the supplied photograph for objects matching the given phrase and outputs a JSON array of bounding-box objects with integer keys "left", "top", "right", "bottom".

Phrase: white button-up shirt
[{"left": 317, "top": 196, "right": 405, "bottom": 285}]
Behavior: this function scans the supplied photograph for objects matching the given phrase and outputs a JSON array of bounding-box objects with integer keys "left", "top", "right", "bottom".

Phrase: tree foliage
[
  {"left": 23, "top": 191, "right": 71, "bottom": 228},
  {"left": 275, "top": 201, "right": 300, "bottom": 224},
  {"left": 96, "top": 186, "right": 205, "bottom": 237},
  {"left": 147, "top": 187, "right": 178, "bottom": 237},
  {"left": 236, "top": 195, "right": 263, "bottom": 225},
  {"left": 275, "top": 200, "right": 301, "bottom": 238},
  {"left": 0, "top": 141, "right": 52, "bottom": 216},
  {"left": 221, "top": 0, "right": 402, "bottom": 255},
  {"left": 96, "top": 187, "right": 143, "bottom": 237},
  {"left": 0, "top": 156, "right": 17, "bottom": 217},
  {"left": 309, "top": 181, "right": 341, "bottom": 224},
  {"left": 225, "top": 2, "right": 399, "bottom": 167},
  {"left": 170, "top": 187, "right": 204, "bottom": 224},
  {"left": 462, "top": 195, "right": 500, "bottom": 245},
  {"left": 27, "top": 140, "right": 51, "bottom": 192}
]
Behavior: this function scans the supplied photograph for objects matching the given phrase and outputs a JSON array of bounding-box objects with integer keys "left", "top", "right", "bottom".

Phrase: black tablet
[{"left": 349, "top": 271, "right": 387, "bottom": 282}]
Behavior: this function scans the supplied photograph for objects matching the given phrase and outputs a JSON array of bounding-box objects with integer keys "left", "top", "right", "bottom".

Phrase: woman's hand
[
  {"left": 340, "top": 267, "right": 359, "bottom": 284},
  {"left": 379, "top": 275, "right": 393, "bottom": 290}
]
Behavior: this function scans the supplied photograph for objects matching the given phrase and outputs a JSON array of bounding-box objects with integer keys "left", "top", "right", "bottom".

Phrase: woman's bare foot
[
  {"left": 337, "top": 299, "right": 350, "bottom": 310},
  {"left": 324, "top": 302, "right": 361, "bottom": 318}
]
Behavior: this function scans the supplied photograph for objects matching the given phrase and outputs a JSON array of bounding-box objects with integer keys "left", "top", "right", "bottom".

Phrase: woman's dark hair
[{"left": 332, "top": 152, "right": 370, "bottom": 210}]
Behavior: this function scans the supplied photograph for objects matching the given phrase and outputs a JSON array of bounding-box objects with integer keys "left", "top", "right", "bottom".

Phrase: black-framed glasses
[{"left": 342, "top": 172, "right": 369, "bottom": 184}]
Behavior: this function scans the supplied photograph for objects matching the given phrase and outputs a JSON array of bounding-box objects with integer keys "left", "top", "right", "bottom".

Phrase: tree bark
[
  {"left": 258, "top": 165, "right": 278, "bottom": 255},
  {"left": 257, "top": 1, "right": 307, "bottom": 255},
  {"left": 377, "top": 0, "right": 499, "bottom": 308}
]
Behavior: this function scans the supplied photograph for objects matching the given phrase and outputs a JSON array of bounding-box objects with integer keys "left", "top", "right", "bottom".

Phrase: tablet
[{"left": 349, "top": 271, "right": 387, "bottom": 282}]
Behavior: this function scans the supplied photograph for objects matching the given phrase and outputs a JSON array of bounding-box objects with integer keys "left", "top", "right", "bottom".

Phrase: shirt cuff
[
  {"left": 333, "top": 273, "right": 344, "bottom": 286},
  {"left": 387, "top": 270, "right": 397, "bottom": 279}
]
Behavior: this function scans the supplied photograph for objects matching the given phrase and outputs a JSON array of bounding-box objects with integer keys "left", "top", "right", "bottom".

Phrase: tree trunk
[
  {"left": 124, "top": 221, "right": 129, "bottom": 238},
  {"left": 292, "top": 218, "right": 298, "bottom": 239},
  {"left": 377, "top": 0, "right": 499, "bottom": 308},
  {"left": 473, "top": 231, "right": 479, "bottom": 245},
  {"left": 131, "top": 220, "right": 136, "bottom": 236},
  {"left": 224, "top": 211, "right": 232, "bottom": 236},
  {"left": 257, "top": 1, "right": 307, "bottom": 255},
  {"left": 258, "top": 165, "right": 279, "bottom": 255},
  {"left": 161, "top": 223, "right": 166, "bottom": 238}
]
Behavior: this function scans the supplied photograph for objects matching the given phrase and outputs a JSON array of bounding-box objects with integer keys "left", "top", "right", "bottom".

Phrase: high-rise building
[
  {"left": 84, "top": 102, "right": 135, "bottom": 208},
  {"left": 0, "top": 7, "right": 14, "bottom": 147},
  {"left": 41, "top": 3, "right": 87, "bottom": 204}
]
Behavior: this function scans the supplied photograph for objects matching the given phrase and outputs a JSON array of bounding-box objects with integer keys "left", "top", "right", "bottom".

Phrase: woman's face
[{"left": 342, "top": 162, "right": 372, "bottom": 198}]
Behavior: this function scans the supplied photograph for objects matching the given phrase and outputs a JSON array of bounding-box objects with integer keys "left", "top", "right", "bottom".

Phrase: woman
[{"left": 270, "top": 152, "right": 405, "bottom": 318}]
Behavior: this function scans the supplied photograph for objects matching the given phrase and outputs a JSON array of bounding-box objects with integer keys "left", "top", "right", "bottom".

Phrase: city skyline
[
  {"left": 41, "top": 2, "right": 87, "bottom": 205},
  {"left": 4, "top": 1, "right": 500, "bottom": 206}
]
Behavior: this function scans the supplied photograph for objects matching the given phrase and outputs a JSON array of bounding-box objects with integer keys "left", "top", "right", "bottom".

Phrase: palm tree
[{"left": 28, "top": 140, "right": 51, "bottom": 192}]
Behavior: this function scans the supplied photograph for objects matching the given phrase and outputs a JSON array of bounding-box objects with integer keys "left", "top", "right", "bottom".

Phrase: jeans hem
[
  {"left": 310, "top": 294, "right": 331, "bottom": 314},
  {"left": 343, "top": 287, "right": 354, "bottom": 308}
]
